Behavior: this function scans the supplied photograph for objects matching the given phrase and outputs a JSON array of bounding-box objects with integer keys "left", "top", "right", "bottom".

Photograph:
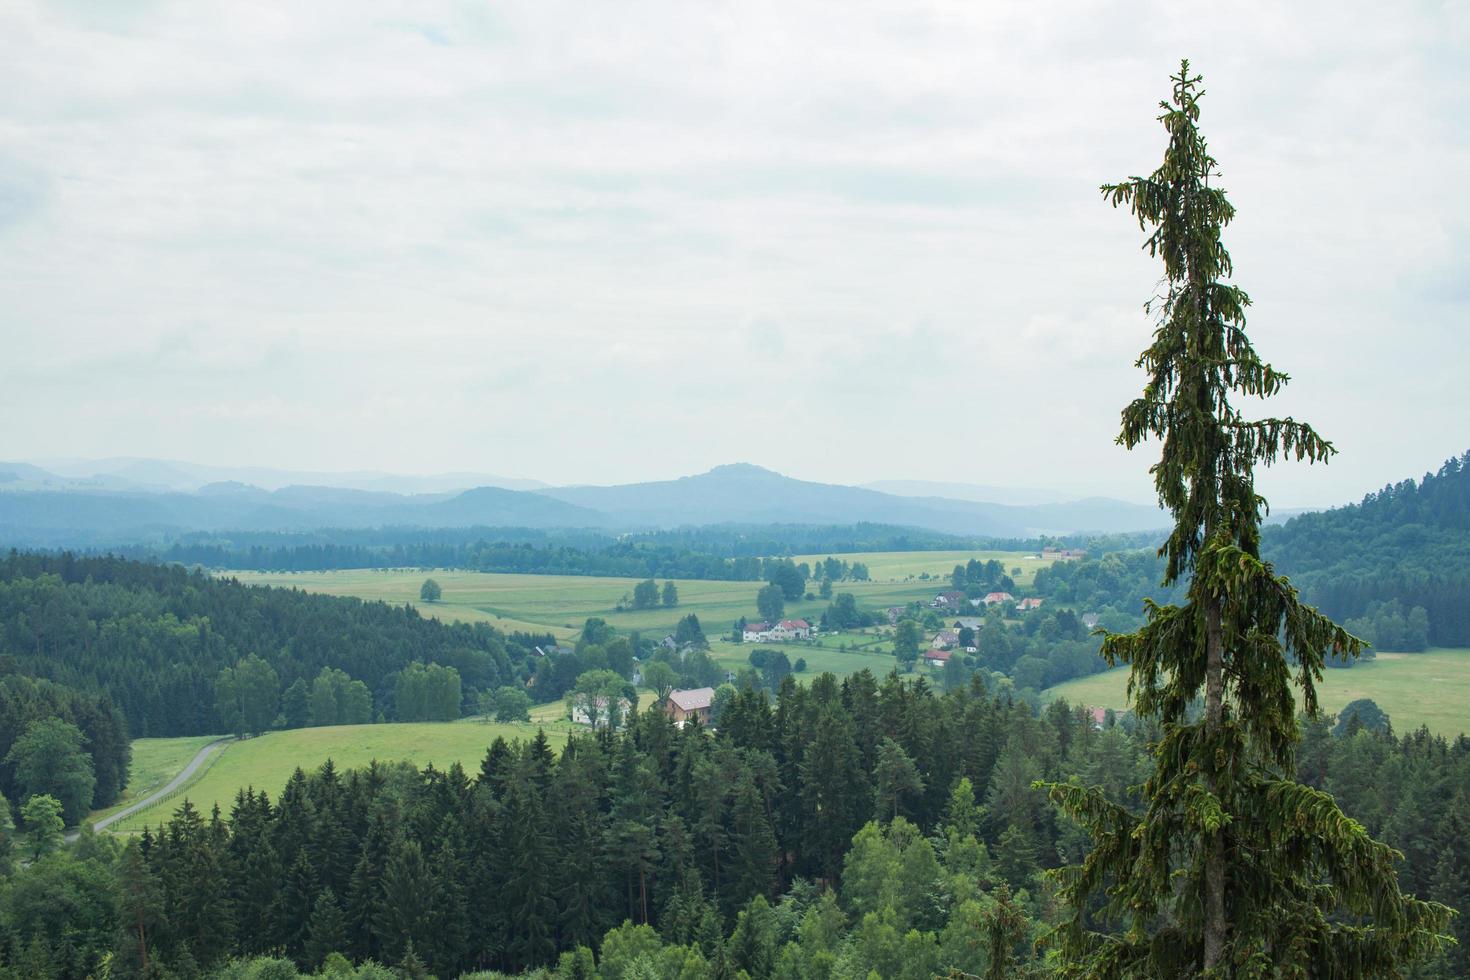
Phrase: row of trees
[{"left": 0, "top": 675, "right": 130, "bottom": 822}]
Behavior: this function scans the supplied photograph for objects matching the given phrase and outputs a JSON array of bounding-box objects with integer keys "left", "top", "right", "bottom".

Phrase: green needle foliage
[{"left": 1041, "top": 61, "right": 1454, "bottom": 978}]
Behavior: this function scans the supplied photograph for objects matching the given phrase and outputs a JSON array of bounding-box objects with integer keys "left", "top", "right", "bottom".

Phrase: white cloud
[{"left": 0, "top": 0, "right": 1467, "bottom": 506}]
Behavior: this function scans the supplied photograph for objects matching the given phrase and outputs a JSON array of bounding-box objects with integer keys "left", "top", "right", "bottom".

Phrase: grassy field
[
  {"left": 110, "top": 720, "right": 569, "bottom": 833},
  {"left": 228, "top": 559, "right": 1031, "bottom": 640},
  {"left": 1043, "top": 648, "right": 1470, "bottom": 737}
]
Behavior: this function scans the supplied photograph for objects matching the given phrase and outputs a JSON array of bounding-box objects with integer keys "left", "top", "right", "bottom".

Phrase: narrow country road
[{"left": 69, "top": 737, "right": 232, "bottom": 840}]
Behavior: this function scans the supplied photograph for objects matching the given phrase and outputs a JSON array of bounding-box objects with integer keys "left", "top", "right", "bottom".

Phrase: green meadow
[
  {"left": 109, "top": 720, "right": 571, "bottom": 833},
  {"left": 228, "top": 556, "right": 1031, "bottom": 640},
  {"left": 1043, "top": 648, "right": 1470, "bottom": 738}
]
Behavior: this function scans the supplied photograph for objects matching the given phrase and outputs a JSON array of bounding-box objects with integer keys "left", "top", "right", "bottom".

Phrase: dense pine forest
[
  {"left": 0, "top": 553, "right": 529, "bottom": 738},
  {"left": 2, "top": 672, "right": 1466, "bottom": 979},
  {"left": 1264, "top": 452, "right": 1470, "bottom": 645}
]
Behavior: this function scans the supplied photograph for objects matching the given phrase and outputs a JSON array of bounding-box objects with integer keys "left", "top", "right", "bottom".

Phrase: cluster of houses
[
  {"left": 742, "top": 619, "right": 812, "bottom": 643},
  {"left": 929, "top": 590, "right": 1044, "bottom": 614}
]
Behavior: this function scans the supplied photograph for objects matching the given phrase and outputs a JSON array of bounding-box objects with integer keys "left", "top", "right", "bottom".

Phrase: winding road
[{"left": 71, "top": 737, "right": 233, "bottom": 839}]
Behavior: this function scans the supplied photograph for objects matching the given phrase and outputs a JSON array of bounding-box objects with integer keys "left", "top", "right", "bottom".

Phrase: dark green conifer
[{"left": 1042, "top": 61, "right": 1454, "bottom": 977}]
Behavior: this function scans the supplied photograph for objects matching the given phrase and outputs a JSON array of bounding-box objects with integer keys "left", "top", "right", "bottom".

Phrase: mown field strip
[{"left": 1043, "top": 648, "right": 1470, "bottom": 737}]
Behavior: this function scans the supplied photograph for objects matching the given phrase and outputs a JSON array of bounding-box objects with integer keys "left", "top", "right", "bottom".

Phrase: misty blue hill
[
  {"left": 536, "top": 463, "right": 1166, "bottom": 536},
  {"left": 0, "top": 461, "right": 1167, "bottom": 545}
]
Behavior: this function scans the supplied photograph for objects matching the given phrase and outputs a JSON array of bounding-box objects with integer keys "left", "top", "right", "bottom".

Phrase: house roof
[
  {"left": 778, "top": 619, "right": 810, "bottom": 630},
  {"left": 984, "top": 591, "right": 1014, "bottom": 602},
  {"left": 669, "top": 687, "right": 715, "bottom": 711},
  {"left": 934, "top": 629, "right": 959, "bottom": 642},
  {"left": 744, "top": 622, "right": 771, "bottom": 632},
  {"left": 925, "top": 649, "right": 952, "bottom": 661},
  {"left": 952, "top": 617, "right": 983, "bottom": 629}
]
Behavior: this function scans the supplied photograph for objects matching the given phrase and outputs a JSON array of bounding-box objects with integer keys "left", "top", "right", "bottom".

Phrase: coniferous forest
[{"left": 3, "top": 672, "right": 1469, "bottom": 980}]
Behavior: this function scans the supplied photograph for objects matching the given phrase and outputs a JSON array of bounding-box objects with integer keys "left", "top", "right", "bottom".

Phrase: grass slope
[
  {"left": 110, "top": 720, "right": 569, "bottom": 833},
  {"left": 89, "top": 734, "right": 221, "bottom": 823},
  {"left": 1043, "top": 648, "right": 1470, "bottom": 737}
]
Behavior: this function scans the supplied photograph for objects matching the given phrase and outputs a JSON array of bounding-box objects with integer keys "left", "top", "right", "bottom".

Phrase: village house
[
  {"left": 924, "top": 648, "right": 952, "bottom": 668},
  {"left": 742, "top": 621, "right": 771, "bottom": 643},
  {"left": 885, "top": 606, "right": 906, "bottom": 624},
  {"left": 570, "top": 695, "right": 632, "bottom": 728},
  {"left": 658, "top": 634, "right": 678, "bottom": 650},
  {"left": 744, "top": 619, "right": 811, "bottom": 643},
  {"left": 951, "top": 617, "right": 984, "bottom": 631},
  {"left": 931, "top": 629, "right": 960, "bottom": 650},
  {"left": 665, "top": 687, "right": 715, "bottom": 727},
  {"left": 930, "top": 590, "right": 969, "bottom": 608},
  {"left": 981, "top": 591, "right": 1014, "bottom": 606},
  {"left": 769, "top": 618, "right": 811, "bottom": 640},
  {"left": 1042, "top": 547, "right": 1088, "bottom": 561},
  {"left": 1081, "top": 612, "right": 1101, "bottom": 629},
  {"left": 1015, "top": 597, "right": 1044, "bottom": 612}
]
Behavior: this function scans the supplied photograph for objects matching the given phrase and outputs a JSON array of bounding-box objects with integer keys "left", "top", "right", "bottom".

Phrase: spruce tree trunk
[{"left": 1203, "top": 599, "right": 1226, "bottom": 969}]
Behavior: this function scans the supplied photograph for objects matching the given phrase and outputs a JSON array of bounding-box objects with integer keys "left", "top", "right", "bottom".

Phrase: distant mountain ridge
[{"left": 0, "top": 459, "right": 1170, "bottom": 546}]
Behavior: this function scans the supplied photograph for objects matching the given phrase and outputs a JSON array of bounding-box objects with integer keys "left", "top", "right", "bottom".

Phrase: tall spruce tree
[{"left": 1042, "top": 61, "right": 1454, "bottom": 976}]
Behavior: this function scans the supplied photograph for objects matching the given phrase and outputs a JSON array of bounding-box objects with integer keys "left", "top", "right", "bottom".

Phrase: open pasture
[
  {"left": 1042, "top": 648, "right": 1470, "bottom": 738},
  {"left": 227, "top": 563, "right": 997, "bottom": 640},
  {"left": 109, "top": 720, "right": 569, "bottom": 833}
]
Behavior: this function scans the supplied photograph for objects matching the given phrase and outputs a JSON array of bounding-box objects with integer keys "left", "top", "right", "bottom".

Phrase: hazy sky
[{"left": 3, "top": 1, "right": 1466, "bottom": 506}]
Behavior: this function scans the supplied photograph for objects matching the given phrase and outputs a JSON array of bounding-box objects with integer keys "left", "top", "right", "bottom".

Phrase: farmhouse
[
  {"left": 924, "top": 649, "right": 952, "bottom": 667},
  {"left": 665, "top": 687, "right": 715, "bottom": 727},
  {"left": 1042, "top": 547, "right": 1087, "bottom": 561},
  {"left": 742, "top": 621, "right": 771, "bottom": 643},
  {"left": 744, "top": 619, "right": 811, "bottom": 643},
  {"left": 931, "top": 629, "right": 960, "bottom": 650},
  {"left": 570, "top": 695, "right": 632, "bottom": 728},
  {"left": 981, "top": 591, "right": 1014, "bottom": 606},
  {"left": 770, "top": 619, "right": 811, "bottom": 640},
  {"left": 930, "top": 590, "right": 969, "bottom": 608},
  {"left": 1016, "top": 597, "right": 1044, "bottom": 612},
  {"left": 951, "top": 617, "right": 983, "bottom": 631},
  {"left": 885, "top": 606, "right": 906, "bottom": 624}
]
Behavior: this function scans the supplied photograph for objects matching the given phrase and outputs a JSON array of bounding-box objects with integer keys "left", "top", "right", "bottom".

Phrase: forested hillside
[
  {"left": 1265, "top": 452, "right": 1470, "bottom": 645},
  {"left": 0, "top": 553, "right": 524, "bottom": 737}
]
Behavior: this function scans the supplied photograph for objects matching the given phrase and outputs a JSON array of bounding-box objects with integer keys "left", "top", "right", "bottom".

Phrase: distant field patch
[
  {"left": 111, "top": 720, "right": 569, "bottom": 833},
  {"left": 1043, "top": 648, "right": 1470, "bottom": 737},
  {"left": 226, "top": 563, "right": 1024, "bottom": 640}
]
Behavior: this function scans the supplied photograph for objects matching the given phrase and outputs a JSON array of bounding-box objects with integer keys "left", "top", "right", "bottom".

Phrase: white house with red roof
[
  {"left": 924, "top": 648, "right": 953, "bottom": 667},
  {"left": 743, "top": 619, "right": 811, "bottom": 642},
  {"left": 981, "top": 591, "right": 1015, "bottom": 606},
  {"left": 1016, "top": 597, "right": 1044, "bottom": 612}
]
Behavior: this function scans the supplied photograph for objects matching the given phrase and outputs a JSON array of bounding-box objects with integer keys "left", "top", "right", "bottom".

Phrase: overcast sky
[{"left": 2, "top": 1, "right": 1466, "bottom": 506}]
